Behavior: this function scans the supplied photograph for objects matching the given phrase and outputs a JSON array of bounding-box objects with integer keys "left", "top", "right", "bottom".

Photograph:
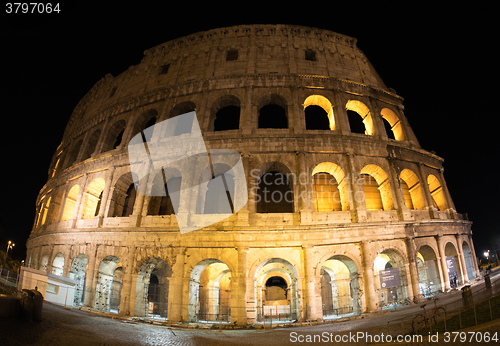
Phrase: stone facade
[{"left": 26, "top": 24, "right": 478, "bottom": 324}]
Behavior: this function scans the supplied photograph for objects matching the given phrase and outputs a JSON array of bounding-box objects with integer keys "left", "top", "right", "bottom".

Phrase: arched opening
[
  {"left": 130, "top": 109, "right": 158, "bottom": 143},
  {"left": 346, "top": 100, "right": 374, "bottom": 135},
  {"left": 428, "top": 174, "right": 447, "bottom": 211},
  {"left": 360, "top": 165, "right": 393, "bottom": 211},
  {"left": 204, "top": 173, "right": 235, "bottom": 214},
  {"left": 400, "top": 169, "right": 426, "bottom": 210},
  {"left": 416, "top": 245, "right": 442, "bottom": 296},
  {"left": 61, "top": 185, "right": 80, "bottom": 221},
  {"left": 121, "top": 184, "right": 136, "bottom": 217},
  {"left": 256, "top": 171, "right": 294, "bottom": 213},
  {"left": 258, "top": 94, "right": 288, "bottom": 129},
  {"left": 109, "top": 173, "right": 136, "bottom": 217},
  {"left": 65, "top": 139, "right": 83, "bottom": 169},
  {"left": 214, "top": 106, "right": 240, "bottom": 131},
  {"left": 312, "top": 173, "right": 341, "bottom": 212},
  {"left": 81, "top": 178, "right": 106, "bottom": 219},
  {"left": 167, "top": 102, "right": 196, "bottom": 137},
  {"left": 320, "top": 255, "right": 361, "bottom": 319},
  {"left": 81, "top": 129, "right": 101, "bottom": 161},
  {"left": 102, "top": 120, "right": 127, "bottom": 152},
  {"left": 304, "top": 95, "right": 335, "bottom": 130},
  {"left": 147, "top": 170, "right": 182, "bottom": 216},
  {"left": 211, "top": 95, "right": 241, "bottom": 131},
  {"left": 374, "top": 249, "right": 410, "bottom": 308},
  {"left": 195, "top": 159, "right": 244, "bottom": 216},
  {"left": 445, "top": 242, "right": 461, "bottom": 288},
  {"left": 71, "top": 254, "right": 88, "bottom": 306},
  {"left": 382, "top": 118, "right": 395, "bottom": 140},
  {"left": 380, "top": 108, "right": 405, "bottom": 141},
  {"left": 312, "top": 162, "right": 349, "bottom": 211},
  {"left": 360, "top": 173, "right": 383, "bottom": 210},
  {"left": 134, "top": 258, "right": 172, "bottom": 318},
  {"left": 188, "top": 259, "right": 231, "bottom": 323},
  {"left": 462, "top": 241, "right": 475, "bottom": 280},
  {"left": 255, "top": 258, "right": 299, "bottom": 322},
  {"left": 95, "top": 256, "right": 122, "bottom": 313},
  {"left": 48, "top": 190, "right": 64, "bottom": 223},
  {"left": 305, "top": 106, "right": 330, "bottom": 130},
  {"left": 265, "top": 276, "right": 288, "bottom": 301},
  {"left": 52, "top": 252, "right": 64, "bottom": 276}
]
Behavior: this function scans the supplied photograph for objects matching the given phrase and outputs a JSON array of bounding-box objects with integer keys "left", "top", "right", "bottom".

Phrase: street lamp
[
  {"left": 484, "top": 250, "right": 490, "bottom": 265},
  {"left": 6, "top": 241, "right": 15, "bottom": 257}
]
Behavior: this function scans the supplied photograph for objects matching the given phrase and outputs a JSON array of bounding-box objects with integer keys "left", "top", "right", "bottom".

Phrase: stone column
[
  {"left": 118, "top": 245, "right": 136, "bottom": 316},
  {"left": 333, "top": 92, "right": 350, "bottom": 135},
  {"left": 359, "top": 241, "right": 378, "bottom": 312},
  {"left": 455, "top": 235, "right": 468, "bottom": 283},
  {"left": 368, "top": 97, "right": 385, "bottom": 139},
  {"left": 242, "top": 86, "right": 253, "bottom": 135},
  {"left": 236, "top": 153, "right": 250, "bottom": 226},
  {"left": 62, "top": 246, "right": 72, "bottom": 278},
  {"left": 168, "top": 248, "right": 185, "bottom": 322},
  {"left": 387, "top": 156, "right": 413, "bottom": 221},
  {"left": 345, "top": 153, "right": 367, "bottom": 223},
  {"left": 83, "top": 244, "right": 98, "bottom": 307},
  {"left": 302, "top": 246, "right": 321, "bottom": 321},
  {"left": 417, "top": 163, "right": 437, "bottom": 219},
  {"left": 72, "top": 175, "right": 89, "bottom": 228},
  {"left": 94, "top": 117, "right": 111, "bottom": 155},
  {"left": 45, "top": 245, "right": 55, "bottom": 274},
  {"left": 297, "top": 152, "right": 312, "bottom": 223},
  {"left": 97, "top": 167, "right": 115, "bottom": 226},
  {"left": 436, "top": 236, "right": 450, "bottom": 290},
  {"left": 55, "top": 189, "right": 68, "bottom": 223},
  {"left": 231, "top": 247, "right": 248, "bottom": 325},
  {"left": 130, "top": 182, "right": 146, "bottom": 227},
  {"left": 405, "top": 237, "right": 421, "bottom": 300}
]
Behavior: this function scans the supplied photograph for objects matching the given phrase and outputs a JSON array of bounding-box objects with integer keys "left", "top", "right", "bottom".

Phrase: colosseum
[{"left": 26, "top": 24, "right": 478, "bottom": 324}]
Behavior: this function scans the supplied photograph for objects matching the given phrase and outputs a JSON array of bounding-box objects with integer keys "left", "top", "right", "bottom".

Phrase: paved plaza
[{"left": 1, "top": 295, "right": 500, "bottom": 346}]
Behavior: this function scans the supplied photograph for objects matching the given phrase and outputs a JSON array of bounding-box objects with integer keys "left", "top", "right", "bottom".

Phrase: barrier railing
[{"left": 384, "top": 275, "right": 500, "bottom": 336}]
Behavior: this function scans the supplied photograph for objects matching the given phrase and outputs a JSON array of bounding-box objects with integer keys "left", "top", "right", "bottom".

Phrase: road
[{"left": 1, "top": 271, "right": 499, "bottom": 346}]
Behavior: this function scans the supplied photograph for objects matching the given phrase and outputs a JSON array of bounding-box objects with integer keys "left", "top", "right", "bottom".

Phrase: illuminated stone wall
[{"left": 26, "top": 25, "right": 477, "bottom": 324}]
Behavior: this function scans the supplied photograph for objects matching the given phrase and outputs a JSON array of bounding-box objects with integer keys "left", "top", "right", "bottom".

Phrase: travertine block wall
[{"left": 26, "top": 25, "right": 477, "bottom": 324}]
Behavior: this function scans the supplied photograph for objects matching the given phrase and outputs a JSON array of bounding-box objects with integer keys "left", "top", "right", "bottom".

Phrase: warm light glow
[
  {"left": 374, "top": 254, "right": 391, "bottom": 272},
  {"left": 346, "top": 100, "right": 373, "bottom": 135},
  {"left": 312, "top": 162, "right": 348, "bottom": 211},
  {"left": 400, "top": 169, "right": 425, "bottom": 210},
  {"left": 82, "top": 178, "right": 106, "bottom": 219},
  {"left": 427, "top": 174, "right": 447, "bottom": 211},
  {"left": 360, "top": 165, "right": 393, "bottom": 210},
  {"left": 61, "top": 185, "right": 80, "bottom": 221},
  {"left": 380, "top": 108, "right": 405, "bottom": 141},
  {"left": 304, "top": 95, "right": 335, "bottom": 130}
]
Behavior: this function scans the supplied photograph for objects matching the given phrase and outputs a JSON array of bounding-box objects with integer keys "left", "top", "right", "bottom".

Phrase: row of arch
[
  {"left": 35, "top": 160, "right": 449, "bottom": 228},
  {"left": 51, "top": 94, "right": 407, "bottom": 178},
  {"left": 28, "top": 238, "right": 476, "bottom": 321}
]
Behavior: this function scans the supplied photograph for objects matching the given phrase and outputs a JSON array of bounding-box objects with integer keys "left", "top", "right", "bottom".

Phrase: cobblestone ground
[{"left": 1, "top": 302, "right": 500, "bottom": 346}]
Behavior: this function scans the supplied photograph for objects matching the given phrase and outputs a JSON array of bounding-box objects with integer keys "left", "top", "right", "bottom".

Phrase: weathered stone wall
[{"left": 27, "top": 24, "right": 477, "bottom": 324}]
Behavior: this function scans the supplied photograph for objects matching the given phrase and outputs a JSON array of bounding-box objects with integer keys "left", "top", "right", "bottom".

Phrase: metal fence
[
  {"left": 384, "top": 274, "right": 500, "bottom": 336},
  {"left": 0, "top": 268, "right": 18, "bottom": 293}
]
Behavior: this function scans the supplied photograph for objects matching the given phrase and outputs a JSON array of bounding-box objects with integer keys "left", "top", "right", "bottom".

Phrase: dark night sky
[{"left": 1, "top": 3, "right": 498, "bottom": 261}]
